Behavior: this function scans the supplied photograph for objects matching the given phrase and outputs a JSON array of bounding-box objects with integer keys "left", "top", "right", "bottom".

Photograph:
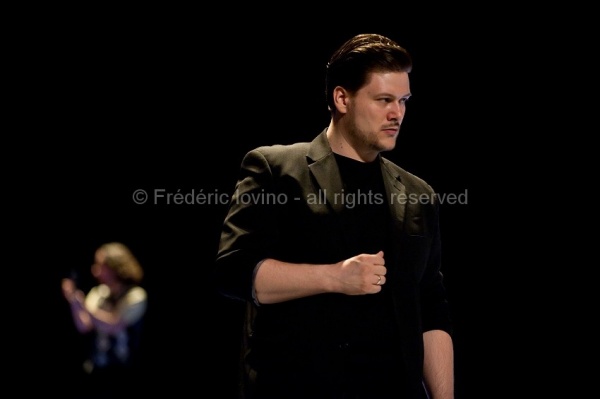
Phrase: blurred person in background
[{"left": 61, "top": 241, "right": 147, "bottom": 398}]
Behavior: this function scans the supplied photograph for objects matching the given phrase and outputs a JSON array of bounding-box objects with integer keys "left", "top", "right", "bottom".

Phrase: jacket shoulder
[
  {"left": 242, "top": 142, "right": 311, "bottom": 169},
  {"left": 252, "top": 142, "right": 310, "bottom": 159}
]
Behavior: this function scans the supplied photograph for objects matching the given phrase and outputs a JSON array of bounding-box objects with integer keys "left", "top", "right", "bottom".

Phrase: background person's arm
[
  {"left": 84, "top": 286, "right": 147, "bottom": 335},
  {"left": 61, "top": 278, "right": 93, "bottom": 334}
]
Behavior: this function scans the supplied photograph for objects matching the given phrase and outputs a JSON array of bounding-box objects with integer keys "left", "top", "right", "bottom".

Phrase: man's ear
[{"left": 333, "top": 86, "right": 349, "bottom": 113}]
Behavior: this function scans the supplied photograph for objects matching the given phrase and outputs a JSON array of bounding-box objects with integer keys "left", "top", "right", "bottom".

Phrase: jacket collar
[{"left": 306, "top": 128, "right": 406, "bottom": 227}]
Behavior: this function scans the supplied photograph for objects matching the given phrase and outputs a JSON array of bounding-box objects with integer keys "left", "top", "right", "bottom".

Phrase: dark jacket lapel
[
  {"left": 306, "top": 129, "right": 345, "bottom": 215},
  {"left": 381, "top": 157, "right": 407, "bottom": 231}
]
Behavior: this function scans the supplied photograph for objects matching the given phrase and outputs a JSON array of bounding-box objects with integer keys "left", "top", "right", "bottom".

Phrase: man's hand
[{"left": 337, "top": 250, "right": 386, "bottom": 295}]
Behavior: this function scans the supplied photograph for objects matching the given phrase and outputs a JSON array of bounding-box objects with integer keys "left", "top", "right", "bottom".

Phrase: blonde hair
[{"left": 99, "top": 242, "right": 144, "bottom": 284}]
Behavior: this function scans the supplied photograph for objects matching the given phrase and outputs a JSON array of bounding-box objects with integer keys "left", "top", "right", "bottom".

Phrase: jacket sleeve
[
  {"left": 419, "top": 196, "right": 453, "bottom": 336},
  {"left": 214, "top": 149, "right": 280, "bottom": 302}
]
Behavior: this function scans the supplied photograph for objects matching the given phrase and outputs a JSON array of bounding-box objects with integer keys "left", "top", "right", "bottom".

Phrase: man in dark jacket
[{"left": 215, "top": 33, "right": 454, "bottom": 399}]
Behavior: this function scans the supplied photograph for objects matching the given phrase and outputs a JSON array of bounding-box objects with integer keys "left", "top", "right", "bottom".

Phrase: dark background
[{"left": 28, "top": 14, "right": 543, "bottom": 398}]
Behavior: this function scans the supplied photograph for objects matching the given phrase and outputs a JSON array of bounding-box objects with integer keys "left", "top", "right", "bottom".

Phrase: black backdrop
[{"left": 33, "top": 18, "right": 514, "bottom": 398}]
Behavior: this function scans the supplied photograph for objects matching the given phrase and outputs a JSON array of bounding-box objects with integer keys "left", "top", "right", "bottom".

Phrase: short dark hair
[{"left": 325, "top": 33, "right": 413, "bottom": 112}]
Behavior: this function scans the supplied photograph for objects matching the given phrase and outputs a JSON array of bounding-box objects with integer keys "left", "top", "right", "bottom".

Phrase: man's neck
[{"left": 326, "top": 120, "right": 378, "bottom": 162}]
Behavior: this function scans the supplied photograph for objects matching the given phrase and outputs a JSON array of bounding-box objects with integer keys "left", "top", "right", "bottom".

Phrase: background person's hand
[{"left": 62, "top": 278, "right": 85, "bottom": 305}]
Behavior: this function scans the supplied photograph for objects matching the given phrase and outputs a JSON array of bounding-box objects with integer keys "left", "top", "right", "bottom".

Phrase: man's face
[{"left": 345, "top": 71, "right": 411, "bottom": 158}]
